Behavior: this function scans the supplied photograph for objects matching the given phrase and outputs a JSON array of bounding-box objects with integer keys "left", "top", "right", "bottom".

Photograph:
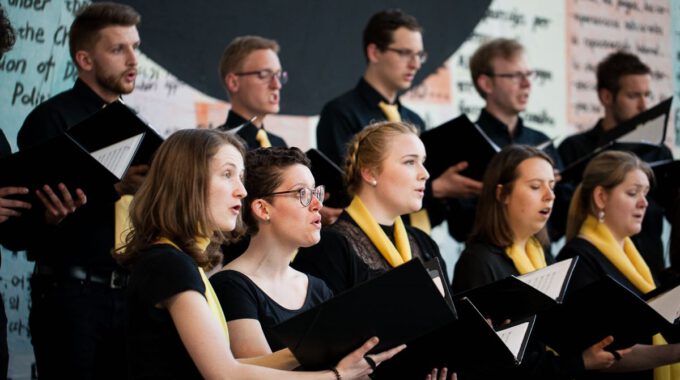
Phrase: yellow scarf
[
  {"left": 505, "top": 237, "right": 547, "bottom": 275},
  {"left": 579, "top": 215, "right": 680, "bottom": 380},
  {"left": 345, "top": 195, "right": 412, "bottom": 267},
  {"left": 156, "top": 237, "right": 229, "bottom": 340},
  {"left": 255, "top": 128, "right": 272, "bottom": 148},
  {"left": 114, "top": 195, "right": 134, "bottom": 254}
]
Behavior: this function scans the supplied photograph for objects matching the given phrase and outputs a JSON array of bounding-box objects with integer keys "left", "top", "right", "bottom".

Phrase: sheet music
[
  {"left": 496, "top": 321, "right": 530, "bottom": 359},
  {"left": 647, "top": 284, "right": 680, "bottom": 324},
  {"left": 617, "top": 112, "right": 665, "bottom": 145},
  {"left": 517, "top": 258, "right": 574, "bottom": 300},
  {"left": 91, "top": 133, "right": 144, "bottom": 179},
  {"left": 473, "top": 123, "right": 502, "bottom": 153}
]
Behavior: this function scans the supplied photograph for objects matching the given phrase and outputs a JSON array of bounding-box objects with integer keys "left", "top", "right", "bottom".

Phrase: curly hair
[
  {"left": 242, "top": 147, "right": 310, "bottom": 235},
  {"left": 0, "top": 6, "right": 15, "bottom": 57}
]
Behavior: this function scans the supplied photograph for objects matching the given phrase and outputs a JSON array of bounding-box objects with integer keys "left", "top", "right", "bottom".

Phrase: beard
[{"left": 94, "top": 67, "right": 135, "bottom": 96}]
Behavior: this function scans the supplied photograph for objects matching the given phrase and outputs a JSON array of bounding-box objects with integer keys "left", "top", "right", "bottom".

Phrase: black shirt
[
  {"left": 451, "top": 241, "right": 585, "bottom": 380},
  {"left": 557, "top": 238, "right": 653, "bottom": 380},
  {"left": 446, "top": 109, "right": 571, "bottom": 242},
  {"left": 217, "top": 110, "right": 287, "bottom": 150},
  {"left": 316, "top": 78, "right": 425, "bottom": 167},
  {"left": 126, "top": 244, "right": 205, "bottom": 380},
  {"left": 558, "top": 120, "right": 673, "bottom": 280},
  {"left": 292, "top": 212, "right": 445, "bottom": 294},
  {"left": 210, "top": 270, "right": 333, "bottom": 352},
  {"left": 17, "top": 79, "right": 121, "bottom": 269}
]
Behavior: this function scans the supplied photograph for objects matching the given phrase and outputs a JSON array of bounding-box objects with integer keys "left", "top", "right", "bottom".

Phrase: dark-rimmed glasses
[
  {"left": 235, "top": 69, "right": 288, "bottom": 85},
  {"left": 485, "top": 70, "right": 535, "bottom": 83},
  {"left": 264, "top": 185, "right": 324, "bottom": 207},
  {"left": 384, "top": 47, "right": 428, "bottom": 64}
]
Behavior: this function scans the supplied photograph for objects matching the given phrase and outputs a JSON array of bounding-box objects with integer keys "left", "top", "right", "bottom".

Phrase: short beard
[{"left": 95, "top": 70, "right": 134, "bottom": 96}]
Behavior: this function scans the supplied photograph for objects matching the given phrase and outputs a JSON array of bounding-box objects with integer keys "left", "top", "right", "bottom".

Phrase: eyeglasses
[
  {"left": 235, "top": 69, "right": 289, "bottom": 85},
  {"left": 264, "top": 185, "right": 325, "bottom": 207},
  {"left": 384, "top": 47, "right": 428, "bottom": 64},
  {"left": 486, "top": 70, "right": 535, "bottom": 83}
]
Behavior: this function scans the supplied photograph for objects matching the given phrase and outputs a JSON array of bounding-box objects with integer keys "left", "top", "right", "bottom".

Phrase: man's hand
[
  {"left": 431, "top": 161, "right": 483, "bottom": 199},
  {"left": 37, "top": 183, "right": 87, "bottom": 225},
  {"left": 0, "top": 186, "right": 31, "bottom": 223},
  {"left": 115, "top": 164, "right": 149, "bottom": 195}
]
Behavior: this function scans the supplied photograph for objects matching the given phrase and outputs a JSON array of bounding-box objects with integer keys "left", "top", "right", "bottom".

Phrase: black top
[
  {"left": 446, "top": 109, "right": 572, "bottom": 242},
  {"left": 557, "top": 237, "right": 653, "bottom": 380},
  {"left": 451, "top": 241, "right": 585, "bottom": 380},
  {"left": 16, "top": 79, "right": 121, "bottom": 269},
  {"left": 210, "top": 270, "right": 333, "bottom": 352},
  {"left": 316, "top": 78, "right": 425, "bottom": 167},
  {"left": 292, "top": 211, "right": 446, "bottom": 295},
  {"left": 126, "top": 244, "right": 206, "bottom": 380},
  {"left": 217, "top": 110, "right": 287, "bottom": 150},
  {"left": 0, "top": 129, "right": 17, "bottom": 257},
  {"left": 558, "top": 120, "right": 673, "bottom": 281}
]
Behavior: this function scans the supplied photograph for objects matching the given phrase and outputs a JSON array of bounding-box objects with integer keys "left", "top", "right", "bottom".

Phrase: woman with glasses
[
  {"left": 119, "top": 129, "right": 403, "bottom": 379},
  {"left": 210, "top": 147, "right": 333, "bottom": 361}
]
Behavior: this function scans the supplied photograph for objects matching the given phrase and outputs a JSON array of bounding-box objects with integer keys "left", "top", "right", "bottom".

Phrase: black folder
[
  {"left": 649, "top": 159, "right": 680, "bottom": 212},
  {"left": 540, "top": 275, "right": 680, "bottom": 353},
  {"left": 67, "top": 100, "right": 164, "bottom": 166},
  {"left": 560, "top": 98, "right": 672, "bottom": 184},
  {"left": 454, "top": 257, "right": 578, "bottom": 322},
  {"left": 373, "top": 297, "right": 536, "bottom": 378},
  {"left": 0, "top": 133, "right": 123, "bottom": 203},
  {"left": 271, "top": 259, "right": 457, "bottom": 370},
  {"left": 306, "top": 149, "right": 351, "bottom": 208},
  {"left": 420, "top": 114, "right": 500, "bottom": 181}
]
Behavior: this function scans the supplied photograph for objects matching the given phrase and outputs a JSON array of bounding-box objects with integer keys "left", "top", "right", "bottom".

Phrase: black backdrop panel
[{"left": 111, "top": 1, "right": 491, "bottom": 116}]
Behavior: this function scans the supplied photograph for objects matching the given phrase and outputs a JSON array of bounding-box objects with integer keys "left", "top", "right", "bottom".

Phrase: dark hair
[
  {"left": 69, "top": 2, "right": 141, "bottom": 64},
  {"left": 0, "top": 6, "right": 15, "bottom": 57},
  {"left": 469, "top": 145, "right": 554, "bottom": 248},
  {"left": 469, "top": 38, "right": 524, "bottom": 99},
  {"left": 344, "top": 121, "right": 419, "bottom": 196},
  {"left": 566, "top": 150, "right": 653, "bottom": 241},
  {"left": 362, "top": 9, "right": 421, "bottom": 61},
  {"left": 218, "top": 35, "right": 280, "bottom": 88},
  {"left": 243, "top": 147, "right": 310, "bottom": 235},
  {"left": 117, "top": 129, "right": 246, "bottom": 270},
  {"left": 597, "top": 51, "right": 650, "bottom": 96}
]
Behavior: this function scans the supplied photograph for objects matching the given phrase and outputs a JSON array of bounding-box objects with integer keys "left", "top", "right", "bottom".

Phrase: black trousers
[{"left": 29, "top": 276, "right": 127, "bottom": 380}]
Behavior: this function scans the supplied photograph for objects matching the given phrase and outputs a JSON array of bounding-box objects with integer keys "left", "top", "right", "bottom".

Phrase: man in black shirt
[
  {"left": 316, "top": 9, "right": 481, "bottom": 226},
  {"left": 216, "top": 35, "right": 287, "bottom": 149},
  {"left": 559, "top": 51, "right": 672, "bottom": 280},
  {"left": 17, "top": 3, "right": 147, "bottom": 378},
  {"left": 446, "top": 38, "right": 568, "bottom": 242}
]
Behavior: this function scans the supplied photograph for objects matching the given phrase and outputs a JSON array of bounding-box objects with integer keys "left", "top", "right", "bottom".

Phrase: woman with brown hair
[
  {"left": 118, "top": 128, "right": 403, "bottom": 379},
  {"left": 558, "top": 150, "right": 680, "bottom": 379},
  {"left": 451, "top": 145, "right": 621, "bottom": 380}
]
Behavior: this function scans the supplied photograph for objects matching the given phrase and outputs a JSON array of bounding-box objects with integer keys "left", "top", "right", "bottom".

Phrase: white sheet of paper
[
  {"left": 90, "top": 133, "right": 144, "bottom": 179},
  {"left": 647, "top": 284, "right": 680, "bottom": 324},
  {"left": 496, "top": 321, "right": 530, "bottom": 359},
  {"left": 517, "top": 258, "right": 574, "bottom": 300}
]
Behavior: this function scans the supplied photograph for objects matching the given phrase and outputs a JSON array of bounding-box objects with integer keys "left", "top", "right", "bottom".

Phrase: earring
[
  {"left": 371, "top": 180, "right": 377, "bottom": 187},
  {"left": 597, "top": 209, "right": 605, "bottom": 223}
]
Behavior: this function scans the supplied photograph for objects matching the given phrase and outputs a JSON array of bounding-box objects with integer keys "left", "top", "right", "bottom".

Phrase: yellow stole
[
  {"left": 345, "top": 195, "right": 412, "bottom": 267},
  {"left": 255, "top": 128, "right": 272, "bottom": 148},
  {"left": 579, "top": 215, "right": 680, "bottom": 380},
  {"left": 156, "top": 237, "right": 229, "bottom": 340},
  {"left": 114, "top": 195, "right": 134, "bottom": 253},
  {"left": 505, "top": 237, "right": 547, "bottom": 275}
]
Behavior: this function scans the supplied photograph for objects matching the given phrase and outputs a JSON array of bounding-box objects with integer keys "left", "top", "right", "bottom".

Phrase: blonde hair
[
  {"left": 344, "top": 121, "right": 419, "bottom": 196},
  {"left": 566, "top": 150, "right": 653, "bottom": 241}
]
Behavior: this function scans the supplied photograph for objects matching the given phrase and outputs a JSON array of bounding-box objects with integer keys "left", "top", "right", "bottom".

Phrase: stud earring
[
  {"left": 371, "top": 180, "right": 377, "bottom": 187},
  {"left": 597, "top": 209, "right": 605, "bottom": 223}
]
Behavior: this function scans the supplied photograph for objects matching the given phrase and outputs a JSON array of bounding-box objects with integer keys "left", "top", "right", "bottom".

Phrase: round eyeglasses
[{"left": 264, "top": 185, "right": 324, "bottom": 207}]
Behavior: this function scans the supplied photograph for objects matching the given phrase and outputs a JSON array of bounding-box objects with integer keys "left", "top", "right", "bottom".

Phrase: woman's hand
[{"left": 334, "top": 337, "right": 406, "bottom": 380}]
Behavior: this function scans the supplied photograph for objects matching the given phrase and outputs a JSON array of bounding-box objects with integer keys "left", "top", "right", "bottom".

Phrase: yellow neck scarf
[
  {"left": 378, "top": 101, "right": 401, "bottom": 122},
  {"left": 345, "top": 195, "right": 412, "bottom": 267},
  {"left": 255, "top": 128, "right": 272, "bottom": 148},
  {"left": 156, "top": 237, "right": 229, "bottom": 340},
  {"left": 114, "top": 195, "right": 134, "bottom": 254},
  {"left": 505, "top": 237, "right": 547, "bottom": 275},
  {"left": 579, "top": 215, "right": 680, "bottom": 380},
  {"left": 579, "top": 215, "right": 654, "bottom": 294}
]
